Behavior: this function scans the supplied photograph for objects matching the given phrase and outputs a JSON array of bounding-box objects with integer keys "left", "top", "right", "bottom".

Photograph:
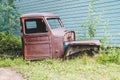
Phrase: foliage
[
  {"left": 81, "top": 0, "right": 110, "bottom": 48},
  {"left": 0, "top": 51, "right": 120, "bottom": 80},
  {"left": 0, "top": 57, "right": 25, "bottom": 67},
  {"left": 0, "top": 47, "right": 120, "bottom": 80},
  {"left": 0, "top": 0, "right": 20, "bottom": 32},
  {"left": 82, "top": 0, "right": 101, "bottom": 39},
  {"left": 95, "top": 48, "right": 120, "bottom": 64},
  {"left": 0, "top": 32, "right": 22, "bottom": 55},
  {"left": 100, "top": 20, "right": 110, "bottom": 48},
  {"left": 0, "top": 0, "right": 21, "bottom": 57}
]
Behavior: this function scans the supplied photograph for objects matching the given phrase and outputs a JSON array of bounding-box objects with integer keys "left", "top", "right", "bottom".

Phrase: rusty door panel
[
  {"left": 25, "top": 35, "right": 49, "bottom": 42},
  {"left": 25, "top": 43, "right": 50, "bottom": 55},
  {"left": 23, "top": 33, "right": 51, "bottom": 60},
  {"left": 20, "top": 16, "right": 52, "bottom": 60}
]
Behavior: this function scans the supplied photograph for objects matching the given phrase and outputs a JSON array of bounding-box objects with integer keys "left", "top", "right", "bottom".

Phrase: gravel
[{"left": 0, "top": 68, "right": 26, "bottom": 80}]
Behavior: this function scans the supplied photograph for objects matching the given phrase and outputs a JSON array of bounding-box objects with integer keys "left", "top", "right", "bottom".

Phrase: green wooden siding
[{"left": 16, "top": 0, "right": 120, "bottom": 46}]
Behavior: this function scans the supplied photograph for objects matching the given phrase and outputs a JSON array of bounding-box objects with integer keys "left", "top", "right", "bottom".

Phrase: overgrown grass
[
  {"left": 14, "top": 58, "right": 120, "bottom": 80},
  {"left": 95, "top": 48, "right": 120, "bottom": 65},
  {"left": 0, "top": 32, "right": 120, "bottom": 80},
  {"left": 0, "top": 48, "right": 120, "bottom": 80}
]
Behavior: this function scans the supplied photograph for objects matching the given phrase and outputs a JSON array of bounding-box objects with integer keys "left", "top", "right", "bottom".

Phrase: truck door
[{"left": 21, "top": 18, "right": 51, "bottom": 60}]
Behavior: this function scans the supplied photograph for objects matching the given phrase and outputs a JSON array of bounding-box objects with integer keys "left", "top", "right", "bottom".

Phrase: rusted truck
[{"left": 20, "top": 13, "right": 100, "bottom": 60}]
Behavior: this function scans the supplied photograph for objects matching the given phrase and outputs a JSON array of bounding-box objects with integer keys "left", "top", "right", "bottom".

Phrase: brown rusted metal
[
  {"left": 20, "top": 13, "right": 66, "bottom": 60},
  {"left": 65, "top": 40, "right": 101, "bottom": 46},
  {"left": 20, "top": 13, "right": 101, "bottom": 60}
]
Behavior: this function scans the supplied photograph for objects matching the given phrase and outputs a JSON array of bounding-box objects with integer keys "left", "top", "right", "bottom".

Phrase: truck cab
[{"left": 20, "top": 13, "right": 100, "bottom": 60}]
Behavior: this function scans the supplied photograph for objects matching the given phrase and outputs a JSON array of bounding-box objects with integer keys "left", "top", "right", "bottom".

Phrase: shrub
[
  {"left": 95, "top": 48, "right": 120, "bottom": 64},
  {"left": 0, "top": 32, "right": 22, "bottom": 56}
]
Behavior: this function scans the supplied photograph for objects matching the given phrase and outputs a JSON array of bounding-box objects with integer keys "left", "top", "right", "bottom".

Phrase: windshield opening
[{"left": 47, "top": 18, "right": 63, "bottom": 29}]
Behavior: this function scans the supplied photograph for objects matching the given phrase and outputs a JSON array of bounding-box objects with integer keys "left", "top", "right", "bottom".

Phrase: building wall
[{"left": 16, "top": 0, "right": 120, "bottom": 46}]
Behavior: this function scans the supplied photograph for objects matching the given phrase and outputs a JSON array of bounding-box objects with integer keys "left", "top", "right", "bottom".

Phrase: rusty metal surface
[
  {"left": 20, "top": 12, "right": 101, "bottom": 60},
  {"left": 64, "top": 45, "right": 100, "bottom": 58},
  {"left": 65, "top": 40, "right": 101, "bottom": 46},
  {"left": 20, "top": 13, "right": 53, "bottom": 60},
  {"left": 64, "top": 40, "right": 101, "bottom": 58},
  {"left": 21, "top": 13, "right": 59, "bottom": 18},
  {"left": 20, "top": 13, "right": 66, "bottom": 60},
  {"left": 22, "top": 33, "right": 51, "bottom": 60}
]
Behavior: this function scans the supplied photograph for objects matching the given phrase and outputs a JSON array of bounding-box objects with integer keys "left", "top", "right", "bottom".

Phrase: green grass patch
[
  {"left": 11, "top": 58, "right": 120, "bottom": 80},
  {"left": 0, "top": 48, "right": 120, "bottom": 80},
  {"left": 95, "top": 48, "right": 120, "bottom": 64}
]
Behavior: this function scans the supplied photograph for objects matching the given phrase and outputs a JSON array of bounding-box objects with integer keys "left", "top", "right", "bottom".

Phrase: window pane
[
  {"left": 26, "top": 21, "right": 37, "bottom": 29},
  {"left": 25, "top": 19, "right": 47, "bottom": 34},
  {"left": 47, "top": 18, "right": 62, "bottom": 29}
]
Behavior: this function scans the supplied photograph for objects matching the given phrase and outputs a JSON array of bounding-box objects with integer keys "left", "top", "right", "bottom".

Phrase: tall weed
[
  {"left": 81, "top": 0, "right": 101, "bottom": 39},
  {"left": 95, "top": 48, "right": 120, "bottom": 64}
]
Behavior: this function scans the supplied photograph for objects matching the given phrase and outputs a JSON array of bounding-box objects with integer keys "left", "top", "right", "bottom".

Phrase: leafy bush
[
  {"left": 0, "top": 32, "right": 22, "bottom": 55},
  {"left": 0, "top": 0, "right": 21, "bottom": 56},
  {"left": 95, "top": 48, "right": 120, "bottom": 64}
]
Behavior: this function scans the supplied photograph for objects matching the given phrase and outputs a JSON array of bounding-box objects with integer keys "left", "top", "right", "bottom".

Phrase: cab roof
[{"left": 21, "top": 13, "right": 59, "bottom": 18}]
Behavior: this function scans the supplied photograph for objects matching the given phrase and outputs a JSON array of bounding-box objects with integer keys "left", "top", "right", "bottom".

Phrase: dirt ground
[{"left": 0, "top": 68, "right": 26, "bottom": 80}]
